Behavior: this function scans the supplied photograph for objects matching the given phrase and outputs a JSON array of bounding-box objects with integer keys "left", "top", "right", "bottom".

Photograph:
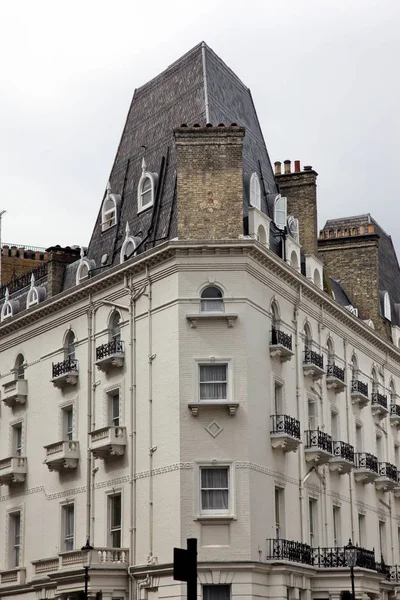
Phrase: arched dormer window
[
  {"left": 304, "top": 323, "right": 312, "bottom": 351},
  {"left": 76, "top": 248, "right": 94, "bottom": 285},
  {"left": 120, "top": 222, "right": 141, "bottom": 263},
  {"left": 383, "top": 292, "right": 391, "bottom": 321},
  {"left": 137, "top": 158, "right": 157, "bottom": 213},
  {"left": 274, "top": 194, "right": 287, "bottom": 230},
  {"left": 15, "top": 354, "right": 25, "bottom": 380},
  {"left": 65, "top": 330, "right": 76, "bottom": 361},
  {"left": 101, "top": 182, "right": 120, "bottom": 232},
  {"left": 1, "top": 288, "right": 18, "bottom": 322},
  {"left": 26, "top": 273, "right": 45, "bottom": 309},
  {"left": 109, "top": 311, "right": 121, "bottom": 343},
  {"left": 200, "top": 286, "right": 223, "bottom": 312},
  {"left": 249, "top": 173, "right": 261, "bottom": 210}
]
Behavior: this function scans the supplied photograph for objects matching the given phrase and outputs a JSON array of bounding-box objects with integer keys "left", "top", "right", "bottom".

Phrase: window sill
[
  {"left": 186, "top": 313, "right": 238, "bottom": 328},
  {"left": 194, "top": 515, "right": 236, "bottom": 523},
  {"left": 137, "top": 203, "right": 153, "bottom": 215},
  {"left": 188, "top": 401, "right": 239, "bottom": 416},
  {"left": 101, "top": 223, "right": 117, "bottom": 233}
]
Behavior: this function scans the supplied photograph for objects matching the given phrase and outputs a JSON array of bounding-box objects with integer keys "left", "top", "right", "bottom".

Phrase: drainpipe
[
  {"left": 344, "top": 339, "right": 355, "bottom": 542},
  {"left": 146, "top": 264, "right": 156, "bottom": 561},
  {"left": 294, "top": 284, "right": 305, "bottom": 541},
  {"left": 86, "top": 296, "right": 93, "bottom": 542}
]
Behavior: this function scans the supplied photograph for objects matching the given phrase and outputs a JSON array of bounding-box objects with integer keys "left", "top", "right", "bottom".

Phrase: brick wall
[{"left": 174, "top": 125, "right": 245, "bottom": 241}]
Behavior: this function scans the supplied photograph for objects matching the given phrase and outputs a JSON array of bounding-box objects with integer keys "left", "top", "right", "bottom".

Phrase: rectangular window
[
  {"left": 379, "top": 521, "right": 386, "bottom": 560},
  {"left": 109, "top": 392, "right": 120, "bottom": 427},
  {"left": 109, "top": 494, "right": 122, "bottom": 548},
  {"left": 199, "top": 365, "right": 227, "bottom": 401},
  {"left": 274, "top": 382, "right": 283, "bottom": 414},
  {"left": 64, "top": 407, "right": 73, "bottom": 441},
  {"left": 10, "top": 513, "right": 21, "bottom": 568},
  {"left": 275, "top": 487, "right": 285, "bottom": 539},
  {"left": 62, "top": 504, "right": 74, "bottom": 551},
  {"left": 309, "top": 498, "right": 318, "bottom": 546},
  {"left": 203, "top": 585, "right": 230, "bottom": 600},
  {"left": 332, "top": 506, "right": 341, "bottom": 547},
  {"left": 331, "top": 412, "right": 339, "bottom": 440},
  {"left": 376, "top": 435, "right": 383, "bottom": 462},
  {"left": 358, "top": 513, "right": 366, "bottom": 547},
  {"left": 200, "top": 467, "right": 229, "bottom": 515},
  {"left": 13, "top": 424, "right": 22, "bottom": 456},
  {"left": 395, "top": 445, "right": 400, "bottom": 469},
  {"left": 355, "top": 424, "right": 363, "bottom": 453},
  {"left": 307, "top": 399, "right": 317, "bottom": 430}
]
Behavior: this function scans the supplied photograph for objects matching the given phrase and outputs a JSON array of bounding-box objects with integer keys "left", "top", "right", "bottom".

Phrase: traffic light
[{"left": 173, "top": 538, "right": 197, "bottom": 600}]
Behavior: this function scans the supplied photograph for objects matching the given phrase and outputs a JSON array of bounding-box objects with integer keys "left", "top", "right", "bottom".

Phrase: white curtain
[
  {"left": 201, "top": 468, "right": 229, "bottom": 510},
  {"left": 201, "top": 298, "right": 223, "bottom": 312},
  {"left": 200, "top": 365, "right": 227, "bottom": 400}
]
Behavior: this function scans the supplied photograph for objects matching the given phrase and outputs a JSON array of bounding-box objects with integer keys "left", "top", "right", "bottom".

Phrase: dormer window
[
  {"left": 120, "top": 222, "right": 140, "bottom": 263},
  {"left": 383, "top": 292, "right": 391, "bottom": 321},
  {"left": 249, "top": 173, "right": 261, "bottom": 210},
  {"left": 274, "top": 195, "right": 287, "bottom": 230},
  {"left": 26, "top": 273, "right": 45, "bottom": 308},
  {"left": 137, "top": 158, "right": 157, "bottom": 213},
  {"left": 101, "top": 182, "right": 120, "bottom": 232},
  {"left": 1, "top": 289, "right": 14, "bottom": 321},
  {"left": 200, "top": 286, "right": 224, "bottom": 312},
  {"left": 76, "top": 248, "right": 93, "bottom": 285}
]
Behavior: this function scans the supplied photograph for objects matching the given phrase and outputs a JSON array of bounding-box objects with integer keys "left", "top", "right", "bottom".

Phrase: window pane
[
  {"left": 201, "top": 468, "right": 229, "bottom": 510},
  {"left": 66, "top": 409, "right": 73, "bottom": 440},
  {"left": 111, "top": 395, "right": 120, "bottom": 426},
  {"left": 203, "top": 585, "right": 230, "bottom": 600},
  {"left": 199, "top": 365, "right": 227, "bottom": 400},
  {"left": 111, "top": 495, "right": 121, "bottom": 528},
  {"left": 64, "top": 505, "right": 74, "bottom": 551}
]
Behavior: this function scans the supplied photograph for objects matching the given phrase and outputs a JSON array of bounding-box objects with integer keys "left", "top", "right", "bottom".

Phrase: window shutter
[{"left": 275, "top": 196, "right": 287, "bottom": 230}]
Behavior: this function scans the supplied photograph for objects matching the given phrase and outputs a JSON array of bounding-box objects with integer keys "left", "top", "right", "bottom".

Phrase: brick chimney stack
[
  {"left": 275, "top": 160, "right": 318, "bottom": 256},
  {"left": 46, "top": 246, "right": 81, "bottom": 298},
  {"left": 174, "top": 124, "right": 245, "bottom": 241}
]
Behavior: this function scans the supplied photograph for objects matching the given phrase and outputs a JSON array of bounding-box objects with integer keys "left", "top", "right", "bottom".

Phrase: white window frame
[
  {"left": 137, "top": 173, "right": 156, "bottom": 213},
  {"left": 274, "top": 195, "right": 287, "bottom": 230},
  {"left": 358, "top": 513, "right": 366, "bottom": 547},
  {"left": 384, "top": 292, "right": 391, "bottom": 321},
  {"left": 1, "top": 300, "right": 13, "bottom": 321},
  {"left": 108, "top": 390, "right": 121, "bottom": 427},
  {"left": 200, "top": 285, "right": 224, "bottom": 313},
  {"left": 76, "top": 261, "right": 90, "bottom": 284},
  {"left": 102, "top": 195, "right": 117, "bottom": 232},
  {"left": 9, "top": 511, "right": 21, "bottom": 568},
  {"left": 332, "top": 505, "right": 341, "bottom": 547},
  {"left": 108, "top": 492, "right": 122, "bottom": 548},
  {"left": 61, "top": 503, "right": 75, "bottom": 552},
  {"left": 120, "top": 237, "right": 137, "bottom": 263},
  {"left": 379, "top": 520, "right": 387, "bottom": 560},
  {"left": 273, "top": 378, "right": 284, "bottom": 414},
  {"left": 308, "top": 497, "right": 318, "bottom": 546},
  {"left": 249, "top": 172, "right": 261, "bottom": 210},
  {"left": 274, "top": 486, "right": 285, "bottom": 539},
  {"left": 195, "top": 461, "right": 235, "bottom": 519},
  {"left": 198, "top": 361, "right": 231, "bottom": 403},
  {"left": 26, "top": 287, "right": 38, "bottom": 308},
  {"left": 63, "top": 405, "right": 74, "bottom": 441}
]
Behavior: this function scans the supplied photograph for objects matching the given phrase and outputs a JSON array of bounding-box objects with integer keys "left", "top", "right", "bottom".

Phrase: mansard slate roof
[{"left": 83, "top": 41, "right": 278, "bottom": 283}]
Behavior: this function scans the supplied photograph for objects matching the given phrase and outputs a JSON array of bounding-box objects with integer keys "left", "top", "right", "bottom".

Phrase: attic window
[
  {"left": 26, "top": 274, "right": 41, "bottom": 308},
  {"left": 384, "top": 292, "right": 391, "bottom": 321},
  {"left": 249, "top": 173, "right": 261, "bottom": 210},
  {"left": 76, "top": 248, "right": 91, "bottom": 285},
  {"left": 101, "top": 182, "right": 119, "bottom": 232},
  {"left": 120, "top": 222, "right": 139, "bottom": 263},
  {"left": 137, "top": 158, "right": 157, "bottom": 213},
  {"left": 274, "top": 195, "right": 287, "bottom": 230},
  {"left": 1, "top": 289, "right": 14, "bottom": 321}
]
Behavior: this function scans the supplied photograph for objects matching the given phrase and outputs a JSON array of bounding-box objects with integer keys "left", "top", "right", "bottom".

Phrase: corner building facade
[{"left": 1, "top": 42, "right": 400, "bottom": 600}]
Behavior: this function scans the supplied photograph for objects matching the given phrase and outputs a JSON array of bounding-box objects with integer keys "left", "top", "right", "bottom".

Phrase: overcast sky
[{"left": 1, "top": 0, "right": 399, "bottom": 252}]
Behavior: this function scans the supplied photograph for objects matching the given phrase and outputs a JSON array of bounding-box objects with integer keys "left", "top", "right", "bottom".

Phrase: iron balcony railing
[
  {"left": 304, "top": 349, "right": 324, "bottom": 369},
  {"left": 332, "top": 441, "right": 355, "bottom": 463},
  {"left": 327, "top": 364, "right": 345, "bottom": 382},
  {"left": 270, "top": 415, "right": 301, "bottom": 440},
  {"left": 270, "top": 328, "right": 292, "bottom": 351},
  {"left": 96, "top": 340, "right": 124, "bottom": 361},
  {"left": 0, "top": 262, "right": 48, "bottom": 299},
  {"left": 371, "top": 392, "right": 388, "bottom": 409},
  {"left": 378, "top": 462, "right": 398, "bottom": 482},
  {"left": 52, "top": 358, "right": 78, "bottom": 379},
  {"left": 266, "top": 540, "right": 376, "bottom": 571},
  {"left": 390, "top": 404, "right": 400, "bottom": 418},
  {"left": 305, "top": 430, "right": 332, "bottom": 454},
  {"left": 351, "top": 379, "right": 369, "bottom": 398},
  {"left": 388, "top": 565, "right": 400, "bottom": 583},
  {"left": 355, "top": 452, "right": 379, "bottom": 473},
  {"left": 266, "top": 538, "right": 312, "bottom": 565}
]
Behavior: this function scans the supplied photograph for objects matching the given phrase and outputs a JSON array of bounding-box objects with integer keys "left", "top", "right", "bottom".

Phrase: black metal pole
[
  {"left": 350, "top": 565, "right": 355, "bottom": 600},
  {"left": 187, "top": 538, "right": 197, "bottom": 600},
  {"left": 84, "top": 566, "right": 89, "bottom": 600}
]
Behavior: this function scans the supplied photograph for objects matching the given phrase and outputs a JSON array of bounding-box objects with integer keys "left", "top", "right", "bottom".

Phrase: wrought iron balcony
[
  {"left": 43, "top": 441, "right": 80, "bottom": 472},
  {"left": 95, "top": 340, "right": 125, "bottom": 372},
  {"left": 266, "top": 538, "right": 312, "bottom": 565},
  {"left": 390, "top": 404, "right": 400, "bottom": 428},
  {"left": 329, "top": 440, "right": 355, "bottom": 474},
  {"left": 354, "top": 452, "right": 379, "bottom": 483},
  {"left": 326, "top": 364, "right": 346, "bottom": 393},
  {"left": 0, "top": 456, "right": 27, "bottom": 485},
  {"left": 371, "top": 392, "right": 389, "bottom": 418},
  {"left": 51, "top": 358, "right": 78, "bottom": 388},
  {"left": 270, "top": 414, "right": 301, "bottom": 452},
  {"left": 375, "top": 462, "right": 398, "bottom": 491},
  {"left": 303, "top": 350, "right": 324, "bottom": 379},
  {"left": 269, "top": 328, "right": 294, "bottom": 362},
  {"left": 2, "top": 378, "right": 27, "bottom": 407},
  {"left": 351, "top": 379, "right": 369, "bottom": 408},
  {"left": 305, "top": 429, "right": 332, "bottom": 465},
  {"left": 90, "top": 426, "right": 127, "bottom": 459},
  {"left": 312, "top": 546, "right": 376, "bottom": 570},
  {"left": 387, "top": 565, "right": 400, "bottom": 583}
]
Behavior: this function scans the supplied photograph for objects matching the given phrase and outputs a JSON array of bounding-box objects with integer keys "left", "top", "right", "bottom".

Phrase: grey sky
[{"left": 1, "top": 0, "right": 399, "bottom": 252}]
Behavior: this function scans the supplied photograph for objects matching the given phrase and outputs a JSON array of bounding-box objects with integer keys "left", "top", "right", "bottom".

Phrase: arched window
[
  {"left": 110, "top": 311, "right": 121, "bottom": 343},
  {"left": 1, "top": 289, "right": 16, "bottom": 321},
  {"left": 120, "top": 222, "right": 140, "bottom": 263},
  {"left": 200, "top": 286, "right": 223, "bottom": 312},
  {"left": 76, "top": 248, "right": 93, "bottom": 285},
  {"left": 313, "top": 269, "right": 322, "bottom": 289},
  {"left": 327, "top": 338, "right": 335, "bottom": 366},
  {"left": 274, "top": 195, "right": 287, "bottom": 230},
  {"left": 384, "top": 292, "right": 391, "bottom": 321},
  {"left": 101, "top": 181, "right": 119, "bottom": 231},
  {"left": 15, "top": 354, "right": 25, "bottom": 380},
  {"left": 304, "top": 323, "right": 312, "bottom": 351},
  {"left": 290, "top": 250, "right": 299, "bottom": 271},
  {"left": 77, "top": 263, "right": 89, "bottom": 283},
  {"left": 137, "top": 158, "right": 157, "bottom": 212},
  {"left": 250, "top": 173, "right": 261, "bottom": 210},
  {"left": 26, "top": 273, "right": 45, "bottom": 308},
  {"left": 257, "top": 225, "right": 267, "bottom": 245},
  {"left": 65, "top": 331, "right": 76, "bottom": 361}
]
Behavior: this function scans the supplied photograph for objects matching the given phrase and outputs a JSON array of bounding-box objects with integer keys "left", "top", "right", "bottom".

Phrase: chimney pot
[
  {"left": 303, "top": 165, "right": 312, "bottom": 171},
  {"left": 294, "top": 160, "right": 301, "bottom": 173},
  {"left": 274, "top": 161, "right": 282, "bottom": 176},
  {"left": 283, "top": 160, "right": 291, "bottom": 174}
]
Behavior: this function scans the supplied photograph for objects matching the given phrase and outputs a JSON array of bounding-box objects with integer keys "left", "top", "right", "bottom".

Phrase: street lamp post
[
  {"left": 344, "top": 539, "right": 357, "bottom": 600},
  {"left": 81, "top": 539, "right": 94, "bottom": 600}
]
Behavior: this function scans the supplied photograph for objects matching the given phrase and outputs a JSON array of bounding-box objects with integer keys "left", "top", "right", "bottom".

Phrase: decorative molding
[{"left": 205, "top": 421, "right": 223, "bottom": 438}]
